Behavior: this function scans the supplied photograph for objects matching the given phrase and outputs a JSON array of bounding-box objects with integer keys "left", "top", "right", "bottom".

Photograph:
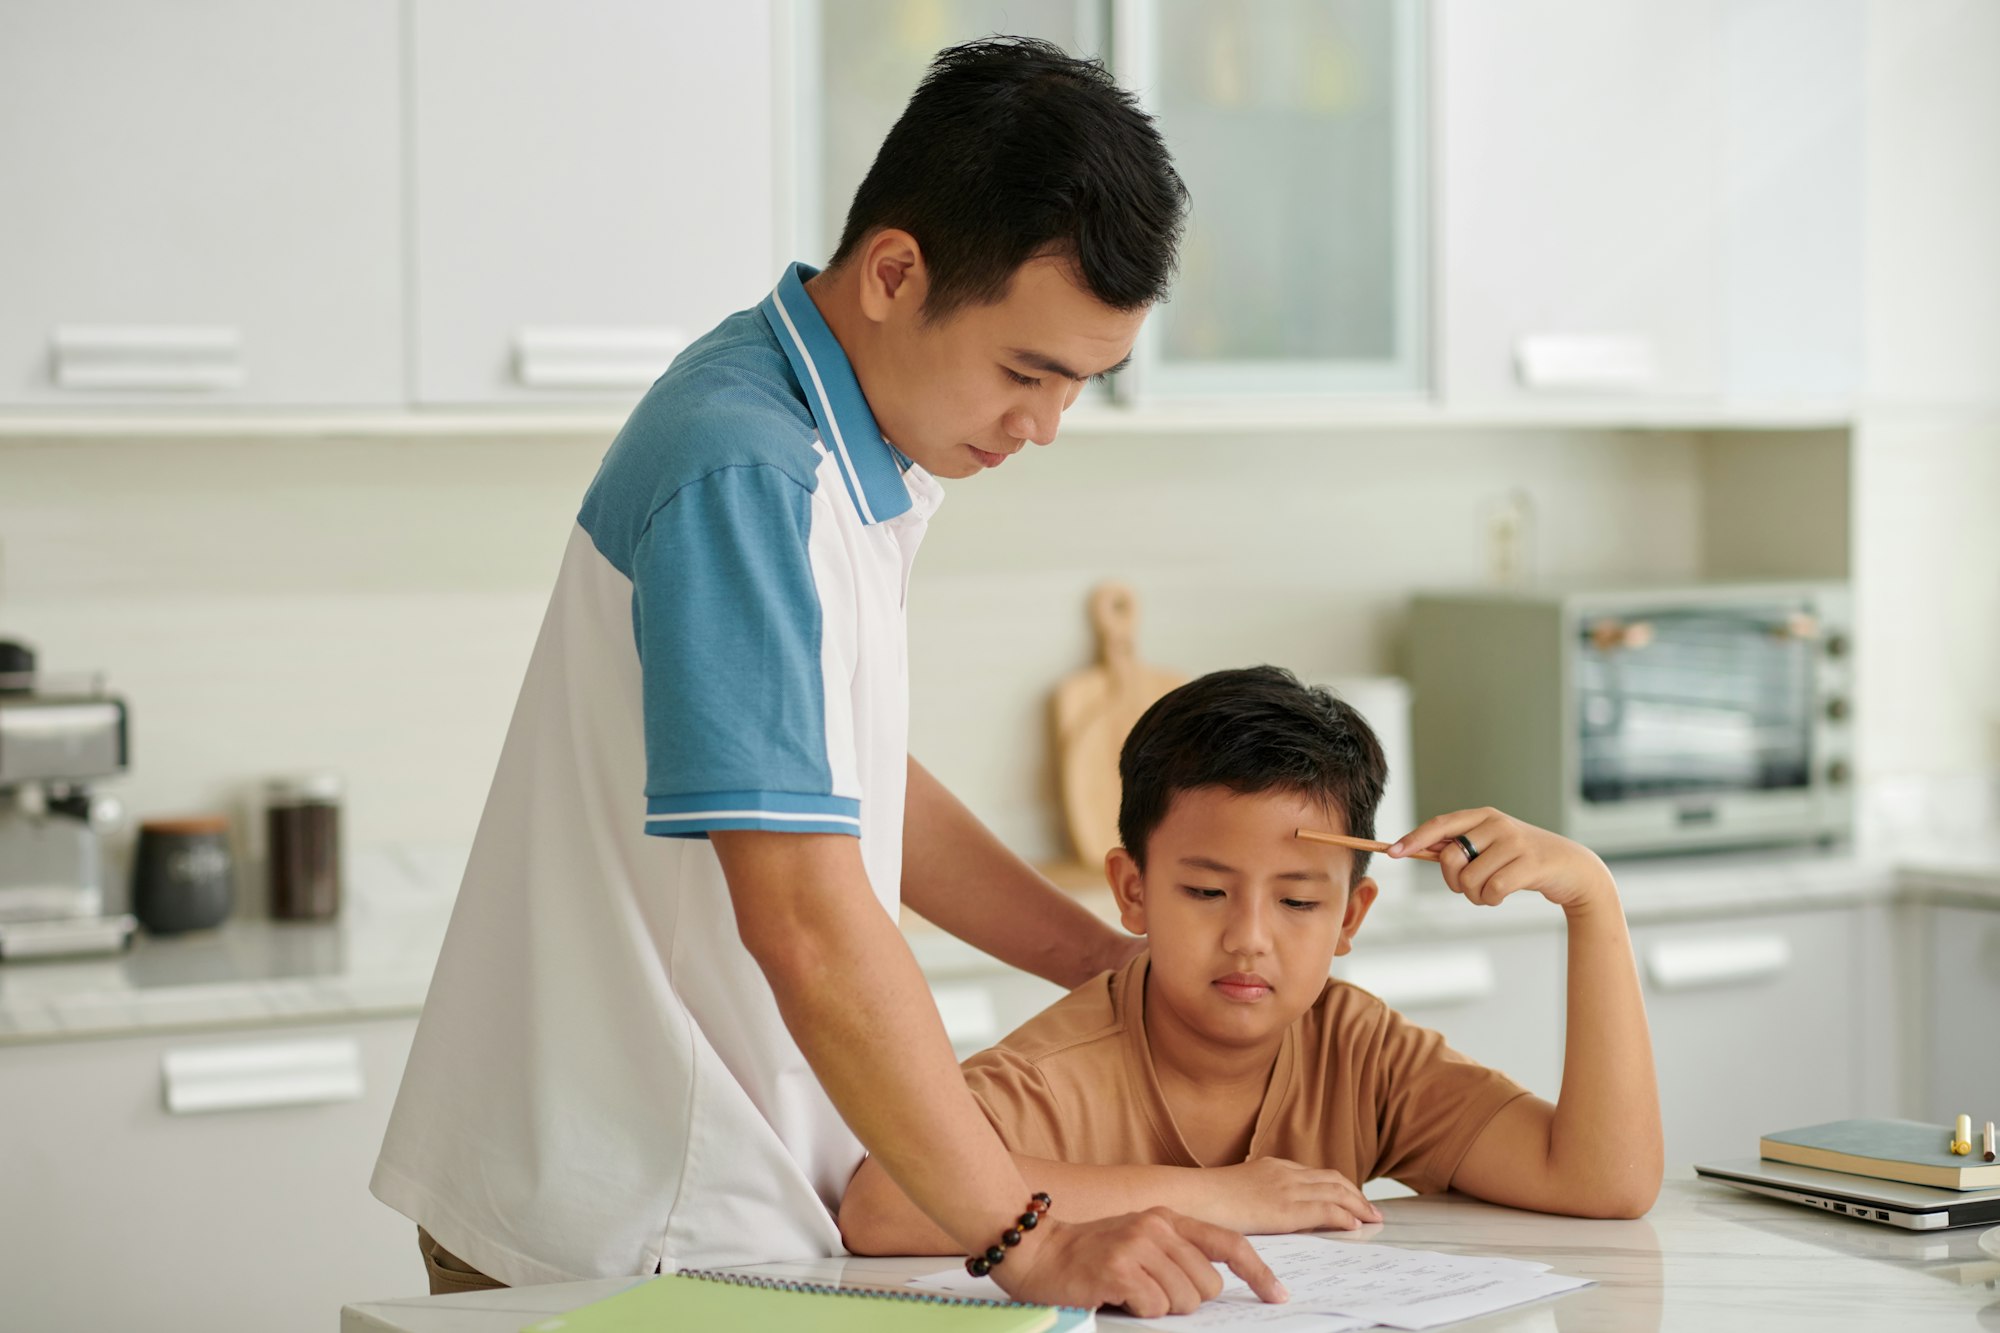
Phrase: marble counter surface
[
  {"left": 5, "top": 835, "right": 1995, "bottom": 1045},
  {"left": 340, "top": 1175, "right": 2000, "bottom": 1332}
]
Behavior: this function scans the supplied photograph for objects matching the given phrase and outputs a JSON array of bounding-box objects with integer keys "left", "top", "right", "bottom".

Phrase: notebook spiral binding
[{"left": 676, "top": 1268, "right": 1086, "bottom": 1314}]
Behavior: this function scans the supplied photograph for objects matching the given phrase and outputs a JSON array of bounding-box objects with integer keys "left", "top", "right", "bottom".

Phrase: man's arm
[
  {"left": 902, "top": 756, "right": 1140, "bottom": 989},
  {"left": 709, "top": 830, "right": 1284, "bottom": 1315},
  {"left": 841, "top": 1152, "right": 1381, "bottom": 1255},
  {"left": 1389, "top": 810, "right": 1663, "bottom": 1219}
]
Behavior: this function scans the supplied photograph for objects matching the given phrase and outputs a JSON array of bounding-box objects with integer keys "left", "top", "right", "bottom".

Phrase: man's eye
[
  {"left": 1182, "top": 886, "right": 1224, "bottom": 901},
  {"left": 1004, "top": 368, "right": 1041, "bottom": 387}
]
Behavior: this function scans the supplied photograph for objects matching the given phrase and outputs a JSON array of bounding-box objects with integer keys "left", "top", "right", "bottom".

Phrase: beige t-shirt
[{"left": 962, "top": 952, "right": 1530, "bottom": 1195}]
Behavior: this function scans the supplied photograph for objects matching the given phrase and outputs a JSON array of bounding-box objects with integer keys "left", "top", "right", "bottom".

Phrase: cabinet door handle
[
  {"left": 1339, "top": 949, "right": 1496, "bottom": 1009},
  {"left": 513, "top": 327, "right": 683, "bottom": 389},
  {"left": 161, "top": 1037, "right": 363, "bottom": 1114},
  {"left": 1514, "top": 334, "right": 1657, "bottom": 392},
  {"left": 53, "top": 326, "right": 246, "bottom": 391},
  {"left": 1644, "top": 934, "right": 1791, "bottom": 991}
]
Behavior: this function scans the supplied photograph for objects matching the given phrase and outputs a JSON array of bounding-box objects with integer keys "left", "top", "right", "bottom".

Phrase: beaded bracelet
[{"left": 965, "top": 1192, "right": 1052, "bottom": 1277}]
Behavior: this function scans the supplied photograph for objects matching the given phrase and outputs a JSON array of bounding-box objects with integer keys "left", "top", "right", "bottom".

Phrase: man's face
[
  {"left": 859, "top": 253, "right": 1146, "bottom": 479},
  {"left": 1109, "top": 786, "right": 1378, "bottom": 1056}
]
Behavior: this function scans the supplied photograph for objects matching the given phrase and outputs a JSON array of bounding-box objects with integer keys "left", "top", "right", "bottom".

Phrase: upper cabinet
[
  {"left": 0, "top": 0, "right": 404, "bottom": 408},
  {"left": 1435, "top": 0, "right": 1862, "bottom": 412},
  {"left": 409, "top": 0, "right": 776, "bottom": 407},
  {"left": 1120, "top": 0, "right": 1427, "bottom": 397}
]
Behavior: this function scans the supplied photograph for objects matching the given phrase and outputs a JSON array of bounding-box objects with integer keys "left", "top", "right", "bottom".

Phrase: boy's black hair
[
  {"left": 1118, "top": 666, "right": 1388, "bottom": 880},
  {"left": 830, "top": 37, "right": 1190, "bottom": 319}
]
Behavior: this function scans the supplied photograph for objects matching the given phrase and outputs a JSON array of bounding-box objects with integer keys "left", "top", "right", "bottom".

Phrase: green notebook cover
[
  {"left": 522, "top": 1271, "right": 1083, "bottom": 1333},
  {"left": 1761, "top": 1118, "right": 2000, "bottom": 1190}
]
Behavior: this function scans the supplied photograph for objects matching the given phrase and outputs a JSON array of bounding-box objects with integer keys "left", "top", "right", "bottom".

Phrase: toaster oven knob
[
  {"left": 1825, "top": 696, "right": 1851, "bottom": 722},
  {"left": 1826, "top": 759, "right": 1852, "bottom": 785}
]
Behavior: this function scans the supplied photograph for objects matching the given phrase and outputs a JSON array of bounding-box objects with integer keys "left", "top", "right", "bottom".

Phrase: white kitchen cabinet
[
  {"left": 0, "top": 1016, "right": 421, "bottom": 1333},
  {"left": 1635, "top": 907, "right": 1860, "bottom": 1167},
  {"left": 1334, "top": 929, "right": 1565, "bottom": 1102},
  {"left": 409, "top": 0, "right": 777, "bottom": 406},
  {"left": 0, "top": 0, "right": 405, "bottom": 407},
  {"left": 1435, "top": 0, "right": 1862, "bottom": 411},
  {"left": 1912, "top": 904, "right": 2000, "bottom": 1125}
]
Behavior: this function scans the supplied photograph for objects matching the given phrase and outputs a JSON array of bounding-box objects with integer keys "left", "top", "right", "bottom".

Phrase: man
[{"left": 371, "top": 38, "right": 1284, "bottom": 1319}]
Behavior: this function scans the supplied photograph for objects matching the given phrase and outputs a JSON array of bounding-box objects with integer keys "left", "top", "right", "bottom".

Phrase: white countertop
[
  {"left": 339, "top": 1175, "right": 2000, "bottom": 1332},
  {"left": 4, "top": 836, "right": 1996, "bottom": 1046}
]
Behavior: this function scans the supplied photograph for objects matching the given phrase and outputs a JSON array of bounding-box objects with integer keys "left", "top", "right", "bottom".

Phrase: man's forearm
[
  {"left": 715, "top": 832, "right": 1036, "bottom": 1256},
  {"left": 903, "top": 756, "right": 1138, "bottom": 988},
  {"left": 1547, "top": 891, "right": 1664, "bottom": 1212},
  {"left": 843, "top": 1153, "right": 1217, "bottom": 1255}
]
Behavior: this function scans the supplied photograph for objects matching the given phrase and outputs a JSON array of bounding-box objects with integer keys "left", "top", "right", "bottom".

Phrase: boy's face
[
  {"left": 846, "top": 235, "right": 1145, "bottom": 478},
  {"left": 1107, "top": 785, "right": 1378, "bottom": 1057}
]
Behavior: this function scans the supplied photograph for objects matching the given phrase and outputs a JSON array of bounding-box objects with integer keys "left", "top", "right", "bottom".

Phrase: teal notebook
[
  {"left": 1761, "top": 1118, "right": 2000, "bottom": 1190},
  {"left": 521, "top": 1270, "right": 1093, "bottom": 1333}
]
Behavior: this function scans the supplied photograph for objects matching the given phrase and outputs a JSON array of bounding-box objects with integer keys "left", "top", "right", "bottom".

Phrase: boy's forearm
[
  {"left": 902, "top": 756, "right": 1138, "bottom": 988},
  {"left": 1547, "top": 888, "right": 1664, "bottom": 1214},
  {"left": 842, "top": 1152, "right": 1220, "bottom": 1256}
]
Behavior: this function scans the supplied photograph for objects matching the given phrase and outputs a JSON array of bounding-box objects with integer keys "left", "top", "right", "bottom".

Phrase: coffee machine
[{"left": 0, "top": 639, "right": 137, "bottom": 958}]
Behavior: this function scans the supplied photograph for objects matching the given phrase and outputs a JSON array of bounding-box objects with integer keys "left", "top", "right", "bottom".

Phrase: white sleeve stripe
[
  {"left": 646, "top": 809, "right": 863, "bottom": 827},
  {"left": 768, "top": 287, "right": 876, "bottom": 525}
]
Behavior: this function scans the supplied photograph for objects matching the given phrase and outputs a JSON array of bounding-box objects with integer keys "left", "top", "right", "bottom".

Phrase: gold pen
[{"left": 1953, "top": 1113, "right": 1973, "bottom": 1156}]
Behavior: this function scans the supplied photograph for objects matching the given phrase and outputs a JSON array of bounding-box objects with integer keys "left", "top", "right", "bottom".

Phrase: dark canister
[
  {"left": 265, "top": 774, "right": 342, "bottom": 920},
  {"left": 132, "top": 816, "right": 235, "bottom": 934}
]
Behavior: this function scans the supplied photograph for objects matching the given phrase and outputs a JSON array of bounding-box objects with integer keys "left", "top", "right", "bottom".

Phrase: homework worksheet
[{"left": 910, "top": 1233, "right": 1592, "bottom": 1331}]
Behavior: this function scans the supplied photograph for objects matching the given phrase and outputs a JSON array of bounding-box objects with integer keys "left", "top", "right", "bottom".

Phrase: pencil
[
  {"left": 1296, "top": 828, "right": 1441, "bottom": 863},
  {"left": 1985, "top": 1121, "right": 1994, "bottom": 1163}
]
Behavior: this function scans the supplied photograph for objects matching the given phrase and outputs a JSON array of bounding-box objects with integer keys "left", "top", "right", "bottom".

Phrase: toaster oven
[{"left": 1406, "top": 583, "right": 1852, "bottom": 855}]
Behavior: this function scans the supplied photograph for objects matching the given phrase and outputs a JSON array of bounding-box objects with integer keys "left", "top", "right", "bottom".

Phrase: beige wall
[{"left": 0, "top": 427, "right": 1702, "bottom": 869}]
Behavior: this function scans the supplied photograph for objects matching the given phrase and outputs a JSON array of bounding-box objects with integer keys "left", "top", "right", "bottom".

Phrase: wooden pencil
[{"left": 1295, "top": 827, "right": 1441, "bottom": 862}]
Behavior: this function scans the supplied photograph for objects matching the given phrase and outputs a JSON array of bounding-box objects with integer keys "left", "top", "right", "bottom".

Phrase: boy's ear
[
  {"left": 1105, "top": 847, "right": 1149, "bottom": 937},
  {"left": 1333, "top": 877, "right": 1380, "bottom": 958}
]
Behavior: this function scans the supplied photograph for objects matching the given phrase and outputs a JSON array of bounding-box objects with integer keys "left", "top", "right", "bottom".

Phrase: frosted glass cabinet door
[
  {"left": 0, "top": 0, "right": 404, "bottom": 407},
  {"left": 411, "top": 0, "right": 776, "bottom": 406},
  {"left": 1121, "top": 0, "right": 1426, "bottom": 395},
  {"left": 796, "top": 1, "right": 1107, "bottom": 263}
]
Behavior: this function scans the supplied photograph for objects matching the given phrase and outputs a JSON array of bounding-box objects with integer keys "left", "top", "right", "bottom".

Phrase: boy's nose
[{"left": 1220, "top": 901, "right": 1274, "bottom": 956}]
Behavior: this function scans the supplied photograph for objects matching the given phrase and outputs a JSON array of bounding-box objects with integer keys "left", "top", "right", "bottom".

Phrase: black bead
[
  {"left": 1019, "top": 1210, "right": 1040, "bottom": 1230},
  {"left": 1032, "top": 1192, "right": 1052, "bottom": 1206},
  {"left": 967, "top": 1257, "right": 991, "bottom": 1277},
  {"left": 1002, "top": 1228, "right": 1023, "bottom": 1246},
  {"left": 985, "top": 1245, "right": 1006, "bottom": 1264}
]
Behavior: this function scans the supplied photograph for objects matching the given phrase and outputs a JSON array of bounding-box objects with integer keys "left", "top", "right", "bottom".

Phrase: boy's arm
[
  {"left": 1389, "top": 810, "right": 1664, "bottom": 1219},
  {"left": 841, "top": 1152, "right": 1381, "bottom": 1255},
  {"left": 902, "top": 755, "right": 1141, "bottom": 989}
]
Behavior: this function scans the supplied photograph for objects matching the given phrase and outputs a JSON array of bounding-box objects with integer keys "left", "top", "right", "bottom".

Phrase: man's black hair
[
  {"left": 1117, "top": 666, "right": 1388, "bottom": 880},
  {"left": 830, "top": 37, "right": 1190, "bottom": 319}
]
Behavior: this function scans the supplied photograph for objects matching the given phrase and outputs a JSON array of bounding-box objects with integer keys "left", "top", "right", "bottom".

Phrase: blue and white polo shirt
[{"left": 372, "top": 264, "right": 943, "bottom": 1287}]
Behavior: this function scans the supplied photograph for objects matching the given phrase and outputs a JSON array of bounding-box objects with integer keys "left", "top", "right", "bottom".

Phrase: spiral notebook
[{"left": 521, "top": 1269, "right": 1091, "bottom": 1333}]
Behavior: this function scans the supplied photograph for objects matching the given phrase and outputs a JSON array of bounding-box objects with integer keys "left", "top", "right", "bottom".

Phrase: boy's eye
[
  {"left": 1004, "top": 367, "right": 1041, "bottom": 387},
  {"left": 1181, "top": 885, "right": 1225, "bottom": 901},
  {"left": 1281, "top": 898, "right": 1323, "bottom": 912}
]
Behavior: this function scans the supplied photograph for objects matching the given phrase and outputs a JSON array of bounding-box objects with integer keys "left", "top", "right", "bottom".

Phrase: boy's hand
[
  {"left": 993, "top": 1210, "right": 1287, "bottom": 1317},
  {"left": 1205, "top": 1157, "right": 1382, "bottom": 1234},
  {"left": 1389, "top": 809, "right": 1613, "bottom": 913}
]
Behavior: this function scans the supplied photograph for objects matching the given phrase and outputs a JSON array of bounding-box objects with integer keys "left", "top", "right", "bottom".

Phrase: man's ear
[
  {"left": 1333, "top": 876, "right": 1379, "bottom": 957},
  {"left": 855, "top": 228, "right": 928, "bottom": 324},
  {"left": 1105, "top": 847, "right": 1149, "bottom": 937}
]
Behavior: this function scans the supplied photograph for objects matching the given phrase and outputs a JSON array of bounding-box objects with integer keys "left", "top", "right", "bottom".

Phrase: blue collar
[{"left": 760, "top": 263, "right": 913, "bottom": 525}]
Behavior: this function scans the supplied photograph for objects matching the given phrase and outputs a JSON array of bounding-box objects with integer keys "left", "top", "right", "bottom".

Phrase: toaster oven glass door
[{"left": 1576, "top": 604, "right": 1817, "bottom": 804}]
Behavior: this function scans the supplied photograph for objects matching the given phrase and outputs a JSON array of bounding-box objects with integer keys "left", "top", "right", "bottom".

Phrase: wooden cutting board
[{"left": 1052, "top": 582, "right": 1186, "bottom": 867}]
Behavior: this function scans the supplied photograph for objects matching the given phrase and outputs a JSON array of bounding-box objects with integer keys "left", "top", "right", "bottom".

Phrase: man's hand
[
  {"left": 993, "top": 1209, "right": 1288, "bottom": 1318},
  {"left": 1389, "top": 808, "right": 1614, "bottom": 913},
  {"left": 1202, "top": 1157, "right": 1382, "bottom": 1234}
]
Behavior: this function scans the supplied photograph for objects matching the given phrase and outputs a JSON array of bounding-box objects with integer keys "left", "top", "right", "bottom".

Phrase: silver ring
[{"left": 1453, "top": 834, "right": 1479, "bottom": 862}]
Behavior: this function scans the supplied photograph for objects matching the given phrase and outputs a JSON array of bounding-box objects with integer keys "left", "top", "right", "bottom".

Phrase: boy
[{"left": 841, "top": 666, "right": 1663, "bottom": 1254}]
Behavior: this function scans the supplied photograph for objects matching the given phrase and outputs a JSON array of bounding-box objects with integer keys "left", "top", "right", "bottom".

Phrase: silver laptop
[{"left": 1696, "top": 1157, "right": 2000, "bottom": 1230}]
